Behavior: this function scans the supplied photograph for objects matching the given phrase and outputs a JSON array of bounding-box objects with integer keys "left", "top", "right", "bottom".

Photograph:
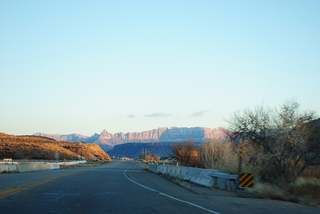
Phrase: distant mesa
[{"left": 34, "top": 127, "right": 227, "bottom": 152}]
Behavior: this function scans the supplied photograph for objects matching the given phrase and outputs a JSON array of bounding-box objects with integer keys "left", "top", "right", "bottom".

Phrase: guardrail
[
  {"left": 209, "top": 171, "right": 238, "bottom": 192},
  {"left": 148, "top": 164, "right": 239, "bottom": 192}
]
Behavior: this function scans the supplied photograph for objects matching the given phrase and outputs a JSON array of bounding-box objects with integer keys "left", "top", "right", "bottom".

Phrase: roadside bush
[
  {"left": 247, "top": 183, "right": 290, "bottom": 201},
  {"left": 199, "top": 140, "right": 259, "bottom": 175},
  {"left": 247, "top": 178, "right": 320, "bottom": 207}
]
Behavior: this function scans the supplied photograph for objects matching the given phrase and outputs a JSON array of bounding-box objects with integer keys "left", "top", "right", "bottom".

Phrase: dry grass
[
  {"left": 246, "top": 177, "right": 320, "bottom": 207},
  {"left": 288, "top": 177, "right": 320, "bottom": 206},
  {"left": 244, "top": 165, "right": 320, "bottom": 207},
  {"left": 160, "top": 174, "right": 193, "bottom": 191}
]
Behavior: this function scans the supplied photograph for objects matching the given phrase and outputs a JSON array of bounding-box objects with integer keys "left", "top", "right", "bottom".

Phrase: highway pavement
[{"left": 0, "top": 161, "right": 319, "bottom": 214}]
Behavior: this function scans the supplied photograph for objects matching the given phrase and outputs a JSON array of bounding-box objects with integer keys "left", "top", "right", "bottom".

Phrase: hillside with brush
[{"left": 0, "top": 133, "right": 111, "bottom": 161}]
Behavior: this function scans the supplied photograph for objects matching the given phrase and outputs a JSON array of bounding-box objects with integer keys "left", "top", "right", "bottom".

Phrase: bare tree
[
  {"left": 199, "top": 140, "right": 226, "bottom": 169},
  {"left": 227, "top": 100, "right": 319, "bottom": 183}
]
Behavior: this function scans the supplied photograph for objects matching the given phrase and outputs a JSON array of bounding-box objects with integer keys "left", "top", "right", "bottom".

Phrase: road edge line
[{"left": 123, "top": 169, "right": 220, "bottom": 214}]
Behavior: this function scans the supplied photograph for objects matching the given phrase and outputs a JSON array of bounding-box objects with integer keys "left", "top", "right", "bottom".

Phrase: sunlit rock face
[{"left": 34, "top": 127, "right": 227, "bottom": 151}]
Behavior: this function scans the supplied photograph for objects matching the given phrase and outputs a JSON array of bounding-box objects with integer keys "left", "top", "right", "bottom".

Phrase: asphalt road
[{"left": 0, "top": 161, "right": 319, "bottom": 214}]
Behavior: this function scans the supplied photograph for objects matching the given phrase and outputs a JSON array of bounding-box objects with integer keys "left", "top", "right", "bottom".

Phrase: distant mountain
[
  {"left": 107, "top": 142, "right": 175, "bottom": 159},
  {"left": 107, "top": 142, "right": 203, "bottom": 159},
  {"left": 34, "top": 127, "right": 227, "bottom": 152}
]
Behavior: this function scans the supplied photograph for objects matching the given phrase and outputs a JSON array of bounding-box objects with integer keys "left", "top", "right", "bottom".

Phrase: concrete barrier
[
  {"left": 0, "top": 165, "right": 19, "bottom": 172},
  {"left": 160, "top": 165, "right": 167, "bottom": 174},
  {"left": 1, "top": 164, "right": 56, "bottom": 173},
  {"left": 1, "top": 161, "right": 87, "bottom": 173},
  {"left": 155, "top": 164, "right": 161, "bottom": 173},
  {"left": 164, "top": 165, "right": 173, "bottom": 174},
  {"left": 148, "top": 164, "right": 158, "bottom": 173},
  {"left": 17, "top": 163, "right": 52, "bottom": 172},
  {"left": 64, "top": 161, "right": 77, "bottom": 166},
  {"left": 57, "top": 161, "right": 83, "bottom": 166},
  {"left": 8, "top": 165, "right": 17, "bottom": 172},
  {"left": 185, "top": 167, "right": 200, "bottom": 181},
  {"left": 178, "top": 166, "right": 189, "bottom": 180},
  {"left": 169, "top": 166, "right": 178, "bottom": 177},
  {"left": 192, "top": 169, "right": 219, "bottom": 187},
  {"left": 0, "top": 165, "right": 9, "bottom": 172},
  {"left": 148, "top": 164, "right": 182, "bottom": 175},
  {"left": 157, "top": 165, "right": 165, "bottom": 173},
  {"left": 77, "top": 160, "right": 87, "bottom": 164},
  {"left": 47, "top": 163, "right": 60, "bottom": 170},
  {"left": 171, "top": 166, "right": 184, "bottom": 178},
  {"left": 146, "top": 164, "right": 239, "bottom": 192},
  {"left": 147, "top": 165, "right": 190, "bottom": 181},
  {"left": 189, "top": 168, "right": 202, "bottom": 184},
  {"left": 186, "top": 168, "right": 215, "bottom": 187},
  {"left": 161, "top": 165, "right": 169, "bottom": 174}
]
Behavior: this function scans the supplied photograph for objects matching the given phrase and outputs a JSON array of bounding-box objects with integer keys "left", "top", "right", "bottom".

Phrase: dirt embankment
[{"left": 0, "top": 132, "right": 112, "bottom": 161}]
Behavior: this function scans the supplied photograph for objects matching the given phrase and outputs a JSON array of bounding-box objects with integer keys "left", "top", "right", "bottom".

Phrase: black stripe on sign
[{"left": 239, "top": 173, "right": 254, "bottom": 187}]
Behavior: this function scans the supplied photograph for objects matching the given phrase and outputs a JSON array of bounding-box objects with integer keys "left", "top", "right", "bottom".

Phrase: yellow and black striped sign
[{"left": 239, "top": 173, "right": 254, "bottom": 187}]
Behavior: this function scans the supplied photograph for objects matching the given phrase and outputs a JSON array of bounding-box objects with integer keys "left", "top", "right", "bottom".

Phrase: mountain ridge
[{"left": 34, "top": 127, "right": 227, "bottom": 151}]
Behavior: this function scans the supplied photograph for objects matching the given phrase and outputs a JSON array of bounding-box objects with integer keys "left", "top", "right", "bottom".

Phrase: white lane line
[{"left": 123, "top": 169, "right": 220, "bottom": 214}]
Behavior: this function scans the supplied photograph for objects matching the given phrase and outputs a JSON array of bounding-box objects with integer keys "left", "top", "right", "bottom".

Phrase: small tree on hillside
[
  {"left": 226, "top": 100, "right": 319, "bottom": 183},
  {"left": 171, "top": 139, "right": 202, "bottom": 167}
]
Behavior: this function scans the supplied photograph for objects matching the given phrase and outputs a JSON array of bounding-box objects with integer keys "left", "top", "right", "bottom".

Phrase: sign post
[
  {"left": 238, "top": 142, "right": 243, "bottom": 174},
  {"left": 237, "top": 142, "right": 254, "bottom": 189}
]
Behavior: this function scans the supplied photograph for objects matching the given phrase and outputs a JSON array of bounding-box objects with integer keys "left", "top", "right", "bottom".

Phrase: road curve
[{"left": 0, "top": 161, "right": 319, "bottom": 214}]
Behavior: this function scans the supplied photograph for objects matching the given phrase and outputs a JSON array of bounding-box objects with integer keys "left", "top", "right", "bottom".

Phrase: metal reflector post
[{"left": 238, "top": 142, "right": 243, "bottom": 174}]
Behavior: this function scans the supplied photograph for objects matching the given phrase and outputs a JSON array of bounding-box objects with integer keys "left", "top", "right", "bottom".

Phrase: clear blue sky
[{"left": 1, "top": 0, "right": 319, "bottom": 136}]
